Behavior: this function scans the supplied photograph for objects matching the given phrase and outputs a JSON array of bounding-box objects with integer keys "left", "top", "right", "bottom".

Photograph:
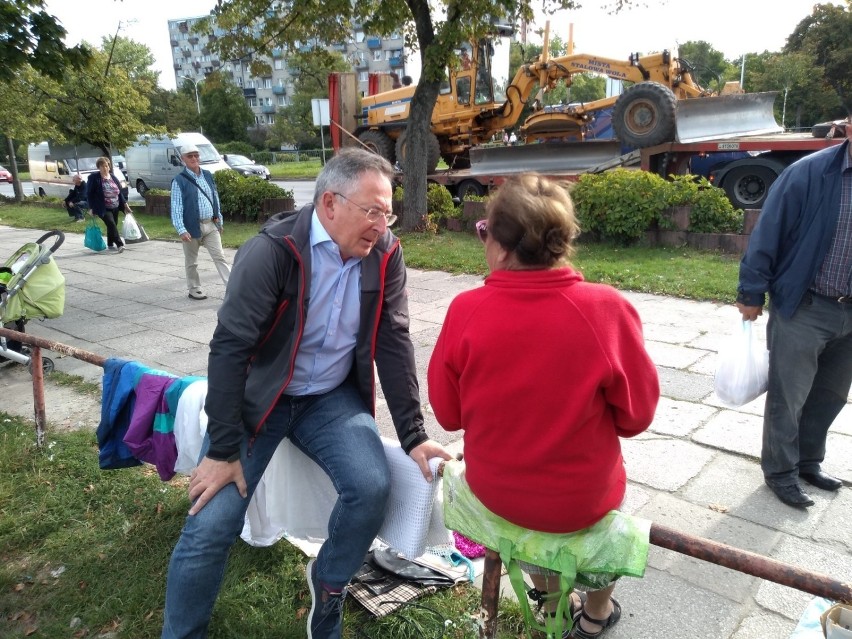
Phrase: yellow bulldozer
[{"left": 340, "top": 25, "right": 780, "bottom": 174}]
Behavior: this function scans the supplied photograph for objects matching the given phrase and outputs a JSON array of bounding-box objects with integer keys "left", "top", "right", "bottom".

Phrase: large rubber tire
[
  {"left": 358, "top": 130, "right": 396, "bottom": 165},
  {"left": 455, "top": 179, "right": 487, "bottom": 201},
  {"left": 136, "top": 180, "right": 149, "bottom": 196},
  {"left": 612, "top": 82, "right": 678, "bottom": 148},
  {"left": 395, "top": 131, "right": 441, "bottom": 174},
  {"left": 721, "top": 165, "right": 778, "bottom": 209}
]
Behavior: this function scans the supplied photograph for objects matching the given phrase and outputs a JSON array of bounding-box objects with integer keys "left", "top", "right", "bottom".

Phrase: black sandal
[{"left": 568, "top": 596, "right": 621, "bottom": 639}]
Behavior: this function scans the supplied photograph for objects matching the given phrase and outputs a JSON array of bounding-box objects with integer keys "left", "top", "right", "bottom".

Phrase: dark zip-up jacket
[
  {"left": 738, "top": 140, "right": 850, "bottom": 319},
  {"left": 204, "top": 204, "right": 428, "bottom": 461}
]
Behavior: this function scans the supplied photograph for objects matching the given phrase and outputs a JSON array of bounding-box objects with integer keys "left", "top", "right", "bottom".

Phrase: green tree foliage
[
  {"left": 102, "top": 35, "right": 159, "bottom": 88},
  {"left": 0, "top": 0, "right": 90, "bottom": 82},
  {"left": 784, "top": 1, "right": 852, "bottom": 116},
  {"left": 676, "top": 41, "right": 731, "bottom": 93},
  {"left": 198, "top": 72, "right": 255, "bottom": 143},
  {"left": 0, "top": 65, "right": 54, "bottom": 199},
  {"left": 28, "top": 44, "right": 158, "bottom": 156},
  {"left": 199, "top": 0, "right": 599, "bottom": 231},
  {"left": 267, "top": 50, "right": 350, "bottom": 150},
  {"left": 569, "top": 74, "right": 606, "bottom": 103},
  {"left": 749, "top": 52, "right": 821, "bottom": 129}
]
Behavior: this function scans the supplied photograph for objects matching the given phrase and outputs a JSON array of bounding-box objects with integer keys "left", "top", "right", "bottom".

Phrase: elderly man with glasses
[
  {"left": 161, "top": 148, "right": 450, "bottom": 639},
  {"left": 170, "top": 144, "right": 231, "bottom": 300}
]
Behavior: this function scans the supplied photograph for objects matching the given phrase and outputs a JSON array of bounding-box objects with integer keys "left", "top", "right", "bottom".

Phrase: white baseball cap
[{"left": 181, "top": 144, "right": 200, "bottom": 155}]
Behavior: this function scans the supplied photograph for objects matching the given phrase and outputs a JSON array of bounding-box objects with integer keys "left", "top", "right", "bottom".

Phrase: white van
[
  {"left": 125, "top": 132, "right": 230, "bottom": 195},
  {"left": 28, "top": 142, "right": 129, "bottom": 199}
]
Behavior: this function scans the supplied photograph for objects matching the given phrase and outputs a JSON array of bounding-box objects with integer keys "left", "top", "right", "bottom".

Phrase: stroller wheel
[{"left": 28, "top": 357, "right": 55, "bottom": 375}]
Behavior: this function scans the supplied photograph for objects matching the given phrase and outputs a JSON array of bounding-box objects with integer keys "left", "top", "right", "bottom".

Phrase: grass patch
[
  {"left": 0, "top": 415, "right": 519, "bottom": 638},
  {"left": 47, "top": 371, "right": 101, "bottom": 397},
  {"left": 398, "top": 231, "right": 740, "bottom": 303},
  {"left": 0, "top": 204, "right": 263, "bottom": 250},
  {"left": 0, "top": 203, "right": 741, "bottom": 302},
  {"left": 268, "top": 160, "right": 323, "bottom": 180}
]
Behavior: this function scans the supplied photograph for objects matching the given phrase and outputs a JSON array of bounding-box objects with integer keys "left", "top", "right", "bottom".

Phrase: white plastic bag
[
  {"left": 714, "top": 320, "right": 769, "bottom": 407},
  {"left": 122, "top": 211, "right": 147, "bottom": 243}
]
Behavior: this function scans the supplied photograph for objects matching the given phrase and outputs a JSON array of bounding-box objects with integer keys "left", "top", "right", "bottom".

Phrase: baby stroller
[{"left": 0, "top": 231, "right": 66, "bottom": 374}]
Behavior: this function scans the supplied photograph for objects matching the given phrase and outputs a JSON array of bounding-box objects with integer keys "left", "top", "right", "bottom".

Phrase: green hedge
[
  {"left": 213, "top": 170, "right": 294, "bottom": 221},
  {"left": 571, "top": 169, "right": 743, "bottom": 244}
]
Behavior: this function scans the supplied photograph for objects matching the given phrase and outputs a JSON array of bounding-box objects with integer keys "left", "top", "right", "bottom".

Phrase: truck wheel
[
  {"left": 722, "top": 165, "right": 777, "bottom": 209},
  {"left": 612, "top": 82, "right": 677, "bottom": 148},
  {"left": 358, "top": 130, "right": 396, "bottom": 164},
  {"left": 456, "top": 179, "right": 487, "bottom": 200},
  {"left": 395, "top": 131, "right": 440, "bottom": 174},
  {"left": 136, "top": 180, "right": 149, "bottom": 196}
]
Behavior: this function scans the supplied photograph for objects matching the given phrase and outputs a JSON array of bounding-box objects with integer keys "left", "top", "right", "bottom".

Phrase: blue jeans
[
  {"left": 161, "top": 382, "right": 391, "bottom": 639},
  {"left": 762, "top": 294, "right": 852, "bottom": 486}
]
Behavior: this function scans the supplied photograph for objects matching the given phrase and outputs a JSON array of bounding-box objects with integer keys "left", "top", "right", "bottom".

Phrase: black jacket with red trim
[{"left": 204, "top": 204, "right": 428, "bottom": 461}]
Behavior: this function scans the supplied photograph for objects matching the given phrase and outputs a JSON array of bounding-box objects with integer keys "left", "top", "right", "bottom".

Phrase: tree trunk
[
  {"left": 6, "top": 136, "right": 23, "bottom": 202},
  {"left": 401, "top": 82, "right": 440, "bottom": 231}
]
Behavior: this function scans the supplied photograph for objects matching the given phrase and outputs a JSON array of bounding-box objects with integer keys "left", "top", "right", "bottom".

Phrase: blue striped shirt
[
  {"left": 286, "top": 212, "right": 362, "bottom": 396},
  {"left": 812, "top": 147, "right": 852, "bottom": 296}
]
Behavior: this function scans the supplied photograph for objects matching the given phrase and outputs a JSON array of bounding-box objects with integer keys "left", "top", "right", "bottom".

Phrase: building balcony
[
  {"left": 192, "top": 61, "right": 201, "bottom": 68},
  {"left": 272, "top": 47, "right": 284, "bottom": 58},
  {"left": 178, "top": 22, "right": 188, "bottom": 32},
  {"left": 262, "top": 105, "right": 277, "bottom": 114},
  {"left": 173, "top": 63, "right": 182, "bottom": 70},
  {"left": 366, "top": 37, "right": 381, "bottom": 49},
  {"left": 212, "top": 60, "right": 221, "bottom": 67},
  {"left": 389, "top": 56, "right": 403, "bottom": 68},
  {"left": 298, "top": 44, "right": 313, "bottom": 53},
  {"left": 243, "top": 88, "right": 257, "bottom": 98},
  {"left": 272, "top": 85, "right": 286, "bottom": 95},
  {"left": 189, "top": 36, "right": 199, "bottom": 44},
  {"left": 170, "top": 39, "right": 179, "bottom": 47}
]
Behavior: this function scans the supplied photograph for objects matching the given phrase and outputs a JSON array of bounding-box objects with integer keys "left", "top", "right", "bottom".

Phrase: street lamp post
[{"left": 181, "top": 75, "right": 202, "bottom": 133}]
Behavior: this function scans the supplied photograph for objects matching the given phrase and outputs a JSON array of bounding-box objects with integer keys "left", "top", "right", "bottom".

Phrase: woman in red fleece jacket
[{"left": 428, "top": 173, "right": 659, "bottom": 639}]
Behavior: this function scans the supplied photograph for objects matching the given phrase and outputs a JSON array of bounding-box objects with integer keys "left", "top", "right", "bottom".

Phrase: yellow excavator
[{"left": 343, "top": 24, "right": 780, "bottom": 174}]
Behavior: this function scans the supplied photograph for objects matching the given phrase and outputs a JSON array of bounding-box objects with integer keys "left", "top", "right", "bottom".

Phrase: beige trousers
[{"left": 182, "top": 220, "right": 231, "bottom": 294}]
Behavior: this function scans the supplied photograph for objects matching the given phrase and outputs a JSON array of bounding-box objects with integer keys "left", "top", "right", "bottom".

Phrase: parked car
[
  {"left": 223, "top": 154, "right": 270, "bottom": 180},
  {"left": 0, "top": 165, "right": 12, "bottom": 183}
]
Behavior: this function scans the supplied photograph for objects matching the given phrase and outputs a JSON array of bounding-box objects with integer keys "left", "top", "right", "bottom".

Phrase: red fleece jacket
[{"left": 428, "top": 268, "right": 659, "bottom": 533}]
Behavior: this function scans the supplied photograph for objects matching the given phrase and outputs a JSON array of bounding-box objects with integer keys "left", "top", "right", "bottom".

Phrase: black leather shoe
[
  {"left": 766, "top": 482, "right": 814, "bottom": 508},
  {"left": 799, "top": 470, "right": 843, "bottom": 492}
]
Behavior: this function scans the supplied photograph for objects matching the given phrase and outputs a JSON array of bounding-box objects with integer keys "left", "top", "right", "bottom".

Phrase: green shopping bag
[{"left": 84, "top": 217, "right": 106, "bottom": 252}]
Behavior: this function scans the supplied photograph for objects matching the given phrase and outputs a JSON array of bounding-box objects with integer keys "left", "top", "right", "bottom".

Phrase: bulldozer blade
[
  {"left": 469, "top": 140, "right": 625, "bottom": 176},
  {"left": 675, "top": 92, "right": 782, "bottom": 143}
]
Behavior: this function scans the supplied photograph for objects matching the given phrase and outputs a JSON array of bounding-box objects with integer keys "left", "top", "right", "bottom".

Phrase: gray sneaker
[{"left": 306, "top": 559, "right": 345, "bottom": 639}]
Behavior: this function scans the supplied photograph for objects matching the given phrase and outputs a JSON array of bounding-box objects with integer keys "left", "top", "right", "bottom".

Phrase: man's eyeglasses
[
  {"left": 475, "top": 219, "right": 488, "bottom": 243},
  {"left": 334, "top": 192, "right": 397, "bottom": 226}
]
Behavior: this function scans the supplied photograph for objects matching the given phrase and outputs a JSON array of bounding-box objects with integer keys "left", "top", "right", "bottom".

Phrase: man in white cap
[{"left": 170, "top": 143, "right": 230, "bottom": 300}]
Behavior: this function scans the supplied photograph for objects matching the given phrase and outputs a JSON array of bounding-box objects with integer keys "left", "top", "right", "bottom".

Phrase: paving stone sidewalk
[{"left": 1, "top": 225, "right": 849, "bottom": 639}]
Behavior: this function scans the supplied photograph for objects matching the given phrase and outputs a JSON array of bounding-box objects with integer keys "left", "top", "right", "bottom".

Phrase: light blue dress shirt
[{"left": 287, "top": 212, "right": 362, "bottom": 395}]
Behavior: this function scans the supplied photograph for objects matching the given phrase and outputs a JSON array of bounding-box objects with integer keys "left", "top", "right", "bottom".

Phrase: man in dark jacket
[
  {"left": 161, "top": 148, "right": 451, "bottom": 639},
  {"left": 63, "top": 174, "right": 87, "bottom": 221},
  {"left": 737, "top": 115, "right": 852, "bottom": 509}
]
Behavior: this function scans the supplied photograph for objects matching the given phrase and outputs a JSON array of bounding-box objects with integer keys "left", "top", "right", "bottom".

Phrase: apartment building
[{"left": 168, "top": 15, "right": 409, "bottom": 127}]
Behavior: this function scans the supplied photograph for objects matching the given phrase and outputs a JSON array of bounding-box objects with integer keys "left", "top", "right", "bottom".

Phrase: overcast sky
[{"left": 42, "top": 0, "right": 837, "bottom": 91}]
